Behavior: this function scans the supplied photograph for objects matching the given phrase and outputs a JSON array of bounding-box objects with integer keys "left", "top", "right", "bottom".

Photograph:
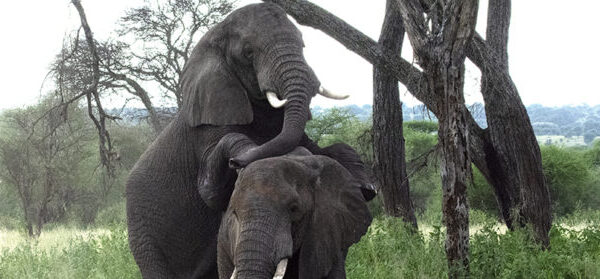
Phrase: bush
[
  {"left": 346, "top": 217, "right": 447, "bottom": 279},
  {"left": 347, "top": 216, "right": 600, "bottom": 279},
  {"left": 585, "top": 140, "right": 600, "bottom": 167},
  {"left": 404, "top": 121, "right": 440, "bottom": 214},
  {"left": 470, "top": 224, "right": 600, "bottom": 278},
  {"left": 468, "top": 166, "right": 499, "bottom": 217},
  {"left": 541, "top": 146, "right": 599, "bottom": 216},
  {"left": 95, "top": 201, "right": 127, "bottom": 227}
]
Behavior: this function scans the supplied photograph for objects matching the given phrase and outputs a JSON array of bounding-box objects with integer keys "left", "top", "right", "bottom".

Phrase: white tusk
[
  {"left": 273, "top": 259, "right": 288, "bottom": 279},
  {"left": 230, "top": 267, "right": 237, "bottom": 279},
  {"left": 318, "top": 86, "right": 349, "bottom": 100},
  {"left": 266, "top": 91, "right": 288, "bottom": 108}
]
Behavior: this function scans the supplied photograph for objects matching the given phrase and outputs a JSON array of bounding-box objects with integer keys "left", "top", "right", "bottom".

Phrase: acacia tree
[
  {"left": 53, "top": 0, "right": 233, "bottom": 138},
  {"left": 0, "top": 99, "right": 91, "bottom": 237},
  {"left": 264, "top": 0, "right": 551, "bottom": 247},
  {"left": 115, "top": 0, "right": 234, "bottom": 108}
]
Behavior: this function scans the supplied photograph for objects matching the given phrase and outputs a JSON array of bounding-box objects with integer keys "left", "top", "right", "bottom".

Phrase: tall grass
[
  {"left": 1, "top": 216, "right": 599, "bottom": 278},
  {"left": 0, "top": 226, "right": 139, "bottom": 279},
  {"left": 346, "top": 217, "right": 600, "bottom": 279}
]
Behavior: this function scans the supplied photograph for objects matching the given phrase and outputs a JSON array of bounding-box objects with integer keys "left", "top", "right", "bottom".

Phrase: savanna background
[
  {"left": 1, "top": 105, "right": 599, "bottom": 278},
  {"left": 1, "top": 0, "right": 600, "bottom": 278}
]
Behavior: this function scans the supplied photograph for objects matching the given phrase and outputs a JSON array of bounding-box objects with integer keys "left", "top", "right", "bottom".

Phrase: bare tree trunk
[
  {"left": 395, "top": 0, "right": 477, "bottom": 275},
  {"left": 72, "top": 0, "right": 115, "bottom": 175},
  {"left": 476, "top": 0, "right": 551, "bottom": 246},
  {"left": 373, "top": 0, "right": 417, "bottom": 229}
]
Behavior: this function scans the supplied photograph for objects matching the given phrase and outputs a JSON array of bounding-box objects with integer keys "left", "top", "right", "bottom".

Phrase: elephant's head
[
  {"left": 217, "top": 150, "right": 372, "bottom": 279},
  {"left": 180, "top": 3, "right": 346, "bottom": 167}
]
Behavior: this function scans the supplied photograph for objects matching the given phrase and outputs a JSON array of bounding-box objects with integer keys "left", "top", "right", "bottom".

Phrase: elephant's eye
[
  {"left": 289, "top": 201, "right": 300, "bottom": 219},
  {"left": 242, "top": 44, "right": 253, "bottom": 61},
  {"left": 290, "top": 203, "right": 299, "bottom": 213}
]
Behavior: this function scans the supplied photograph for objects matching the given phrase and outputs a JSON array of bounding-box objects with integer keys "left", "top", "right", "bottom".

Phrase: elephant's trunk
[
  {"left": 233, "top": 211, "right": 292, "bottom": 279},
  {"left": 230, "top": 42, "right": 316, "bottom": 168}
]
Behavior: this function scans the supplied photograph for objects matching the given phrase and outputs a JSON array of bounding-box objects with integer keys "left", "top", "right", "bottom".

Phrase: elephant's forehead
[
  {"left": 224, "top": 3, "right": 301, "bottom": 37},
  {"left": 238, "top": 158, "right": 299, "bottom": 182},
  {"left": 232, "top": 3, "right": 286, "bottom": 19}
]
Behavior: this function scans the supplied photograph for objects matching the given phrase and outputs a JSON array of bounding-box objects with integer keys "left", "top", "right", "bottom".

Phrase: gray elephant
[
  {"left": 216, "top": 143, "right": 372, "bottom": 279},
  {"left": 126, "top": 3, "right": 374, "bottom": 278}
]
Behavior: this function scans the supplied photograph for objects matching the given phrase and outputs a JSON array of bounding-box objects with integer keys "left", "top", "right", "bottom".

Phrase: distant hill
[
  {"left": 109, "top": 103, "right": 600, "bottom": 144},
  {"left": 312, "top": 103, "right": 600, "bottom": 144}
]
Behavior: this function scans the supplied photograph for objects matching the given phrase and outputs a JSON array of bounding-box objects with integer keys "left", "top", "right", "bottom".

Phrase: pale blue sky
[{"left": 0, "top": 0, "right": 598, "bottom": 110}]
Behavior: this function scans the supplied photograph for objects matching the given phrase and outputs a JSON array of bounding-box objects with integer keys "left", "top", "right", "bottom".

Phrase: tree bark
[
  {"left": 396, "top": 0, "right": 477, "bottom": 275},
  {"left": 476, "top": 0, "right": 551, "bottom": 245},
  {"left": 264, "top": 0, "right": 551, "bottom": 245},
  {"left": 373, "top": 0, "right": 417, "bottom": 229}
]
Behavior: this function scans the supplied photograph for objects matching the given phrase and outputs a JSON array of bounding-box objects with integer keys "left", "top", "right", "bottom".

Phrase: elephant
[
  {"left": 216, "top": 143, "right": 372, "bottom": 279},
  {"left": 126, "top": 3, "right": 375, "bottom": 279}
]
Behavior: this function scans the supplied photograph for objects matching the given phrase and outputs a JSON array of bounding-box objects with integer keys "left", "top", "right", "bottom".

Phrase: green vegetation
[
  {"left": 1, "top": 216, "right": 598, "bottom": 279},
  {"left": 2, "top": 106, "right": 599, "bottom": 278},
  {"left": 347, "top": 217, "right": 600, "bottom": 279},
  {"left": 0, "top": 226, "right": 138, "bottom": 279}
]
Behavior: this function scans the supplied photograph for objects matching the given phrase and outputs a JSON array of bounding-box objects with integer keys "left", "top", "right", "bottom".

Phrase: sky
[{"left": 0, "top": 0, "right": 599, "bottom": 111}]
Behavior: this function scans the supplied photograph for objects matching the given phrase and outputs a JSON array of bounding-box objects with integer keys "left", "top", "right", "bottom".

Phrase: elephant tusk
[
  {"left": 273, "top": 258, "right": 288, "bottom": 279},
  {"left": 318, "top": 86, "right": 349, "bottom": 100},
  {"left": 266, "top": 91, "right": 288, "bottom": 108},
  {"left": 230, "top": 267, "right": 237, "bottom": 279}
]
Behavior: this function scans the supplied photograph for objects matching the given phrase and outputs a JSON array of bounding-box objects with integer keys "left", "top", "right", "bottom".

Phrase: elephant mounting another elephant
[{"left": 126, "top": 3, "right": 375, "bottom": 278}]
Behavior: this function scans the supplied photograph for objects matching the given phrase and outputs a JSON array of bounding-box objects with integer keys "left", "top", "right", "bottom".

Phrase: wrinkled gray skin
[
  {"left": 217, "top": 145, "right": 371, "bottom": 279},
  {"left": 126, "top": 3, "right": 371, "bottom": 278}
]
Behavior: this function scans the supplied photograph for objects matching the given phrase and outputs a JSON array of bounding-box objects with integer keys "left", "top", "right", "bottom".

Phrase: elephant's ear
[
  {"left": 297, "top": 155, "right": 372, "bottom": 278},
  {"left": 181, "top": 50, "right": 253, "bottom": 127}
]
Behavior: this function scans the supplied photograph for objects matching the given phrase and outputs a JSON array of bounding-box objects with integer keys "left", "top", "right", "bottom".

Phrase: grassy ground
[{"left": 1, "top": 216, "right": 599, "bottom": 279}]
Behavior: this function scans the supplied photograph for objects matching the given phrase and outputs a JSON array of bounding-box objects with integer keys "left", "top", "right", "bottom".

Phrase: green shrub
[
  {"left": 585, "top": 140, "right": 600, "bottom": 167},
  {"left": 470, "top": 224, "right": 600, "bottom": 278},
  {"left": 404, "top": 121, "right": 440, "bottom": 214},
  {"left": 346, "top": 217, "right": 447, "bottom": 279},
  {"left": 541, "top": 145, "right": 599, "bottom": 215},
  {"left": 468, "top": 166, "right": 499, "bottom": 217},
  {"left": 95, "top": 201, "right": 127, "bottom": 227}
]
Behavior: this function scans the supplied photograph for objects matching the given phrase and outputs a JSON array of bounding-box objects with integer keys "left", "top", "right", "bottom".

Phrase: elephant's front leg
[
  {"left": 300, "top": 135, "right": 377, "bottom": 201},
  {"left": 198, "top": 133, "right": 259, "bottom": 211}
]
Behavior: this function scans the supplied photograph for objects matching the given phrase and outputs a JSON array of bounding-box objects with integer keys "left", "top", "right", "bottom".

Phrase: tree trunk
[
  {"left": 436, "top": 65, "right": 471, "bottom": 277},
  {"left": 396, "top": 0, "right": 477, "bottom": 275},
  {"left": 373, "top": 0, "right": 417, "bottom": 228},
  {"left": 475, "top": 0, "right": 551, "bottom": 246}
]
